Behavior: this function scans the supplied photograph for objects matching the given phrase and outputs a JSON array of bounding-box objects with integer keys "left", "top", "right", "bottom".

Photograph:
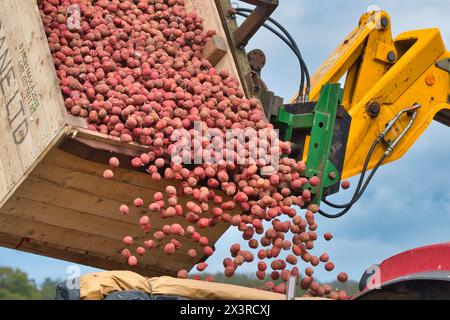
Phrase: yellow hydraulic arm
[{"left": 298, "top": 10, "right": 450, "bottom": 179}]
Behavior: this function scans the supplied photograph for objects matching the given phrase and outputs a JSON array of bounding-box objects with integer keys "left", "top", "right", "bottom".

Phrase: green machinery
[{"left": 270, "top": 84, "right": 351, "bottom": 206}]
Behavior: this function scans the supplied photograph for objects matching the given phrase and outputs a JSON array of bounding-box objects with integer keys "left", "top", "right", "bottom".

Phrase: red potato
[
  {"left": 177, "top": 270, "right": 189, "bottom": 279},
  {"left": 273, "top": 283, "right": 286, "bottom": 294},
  {"left": 301, "top": 277, "right": 313, "bottom": 290},
  {"left": 186, "top": 226, "right": 196, "bottom": 235},
  {"left": 256, "top": 271, "right": 266, "bottom": 280},
  {"left": 230, "top": 244, "right": 240, "bottom": 257},
  {"left": 324, "top": 233, "right": 334, "bottom": 241},
  {"left": 154, "top": 192, "right": 164, "bottom": 202},
  {"left": 325, "top": 262, "right": 335, "bottom": 272},
  {"left": 109, "top": 157, "right": 120, "bottom": 168},
  {"left": 133, "top": 198, "right": 144, "bottom": 208},
  {"left": 258, "top": 261, "right": 267, "bottom": 272},
  {"left": 119, "top": 204, "right": 130, "bottom": 216},
  {"left": 131, "top": 157, "right": 143, "bottom": 168},
  {"left": 128, "top": 256, "right": 138, "bottom": 266},
  {"left": 171, "top": 239, "right": 182, "bottom": 250},
  {"left": 122, "top": 236, "right": 134, "bottom": 246},
  {"left": 103, "top": 169, "right": 114, "bottom": 179},
  {"left": 309, "top": 176, "right": 320, "bottom": 187},
  {"left": 188, "top": 249, "right": 197, "bottom": 258},
  {"left": 166, "top": 185, "right": 177, "bottom": 196},
  {"left": 170, "top": 224, "right": 185, "bottom": 236},
  {"left": 121, "top": 249, "right": 131, "bottom": 259},
  {"left": 341, "top": 180, "right": 351, "bottom": 190},
  {"left": 271, "top": 271, "right": 280, "bottom": 281},
  {"left": 234, "top": 255, "right": 245, "bottom": 266},
  {"left": 224, "top": 266, "right": 235, "bottom": 278},
  {"left": 196, "top": 262, "right": 208, "bottom": 272},
  {"left": 197, "top": 218, "right": 210, "bottom": 229},
  {"left": 271, "top": 259, "right": 286, "bottom": 271},
  {"left": 249, "top": 239, "right": 259, "bottom": 249},
  {"left": 199, "top": 237, "right": 209, "bottom": 246},
  {"left": 281, "top": 270, "right": 291, "bottom": 282},
  {"left": 320, "top": 253, "right": 330, "bottom": 263},
  {"left": 192, "top": 232, "right": 201, "bottom": 242},
  {"left": 240, "top": 251, "right": 254, "bottom": 263},
  {"left": 154, "top": 231, "right": 165, "bottom": 241},
  {"left": 203, "top": 246, "right": 214, "bottom": 256},
  {"left": 286, "top": 255, "right": 298, "bottom": 265},
  {"left": 136, "top": 247, "right": 146, "bottom": 256},
  {"left": 310, "top": 256, "right": 320, "bottom": 267},
  {"left": 164, "top": 243, "right": 176, "bottom": 255},
  {"left": 144, "top": 240, "right": 156, "bottom": 249},
  {"left": 337, "top": 272, "right": 349, "bottom": 283}
]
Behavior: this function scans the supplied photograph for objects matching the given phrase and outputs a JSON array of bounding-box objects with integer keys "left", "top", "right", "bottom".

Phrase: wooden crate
[{"left": 0, "top": 0, "right": 241, "bottom": 277}]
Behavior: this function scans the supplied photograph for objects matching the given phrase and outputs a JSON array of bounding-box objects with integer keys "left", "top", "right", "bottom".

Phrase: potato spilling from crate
[{"left": 40, "top": 0, "right": 348, "bottom": 299}]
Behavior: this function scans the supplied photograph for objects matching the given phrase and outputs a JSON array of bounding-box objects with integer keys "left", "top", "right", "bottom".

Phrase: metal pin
[{"left": 286, "top": 276, "right": 297, "bottom": 300}]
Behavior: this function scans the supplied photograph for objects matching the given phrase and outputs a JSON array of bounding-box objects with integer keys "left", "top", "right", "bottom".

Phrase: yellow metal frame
[{"left": 295, "top": 11, "right": 450, "bottom": 179}]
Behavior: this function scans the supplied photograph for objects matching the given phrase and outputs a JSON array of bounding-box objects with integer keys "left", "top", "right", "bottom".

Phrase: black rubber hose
[
  {"left": 235, "top": 8, "right": 310, "bottom": 101},
  {"left": 233, "top": 11, "right": 305, "bottom": 102},
  {"left": 318, "top": 153, "right": 388, "bottom": 219},
  {"left": 322, "top": 138, "right": 380, "bottom": 209}
]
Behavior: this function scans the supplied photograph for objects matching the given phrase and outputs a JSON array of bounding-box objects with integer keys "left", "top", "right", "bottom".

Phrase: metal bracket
[
  {"left": 273, "top": 84, "right": 345, "bottom": 205},
  {"left": 436, "top": 58, "right": 450, "bottom": 73}
]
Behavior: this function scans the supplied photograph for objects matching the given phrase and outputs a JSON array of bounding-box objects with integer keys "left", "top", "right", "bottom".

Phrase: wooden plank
[
  {"left": 15, "top": 0, "right": 66, "bottom": 137},
  {"left": 0, "top": 0, "right": 65, "bottom": 204},
  {"left": 14, "top": 179, "right": 213, "bottom": 254},
  {"left": 0, "top": 127, "right": 68, "bottom": 208},
  {"left": 65, "top": 122, "right": 152, "bottom": 158},
  {"left": 0, "top": 196, "right": 194, "bottom": 271},
  {"left": 202, "top": 35, "right": 228, "bottom": 66},
  {"left": 41, "top": 145, "right": 239, "bottom": 219},
  {"left": 0, "top": 213, "right": 190, "bottom": 274},
  {"left": 33, "top": 163, "right": 164, "bottom": 206},
  {"left": 27, "top": 164, "right": 230, "bottom": 247},
  {"left": 45, "top": 144, "right": 163, "bottom": 191},
  {"left": 0, "top": 155, "right": 8, "bottom": 199},
  {"left": 16, "top": 178, "right": 208, "bottom": 245},
  {"left": 0, "top": 126, "right": 69, "bottom": 208},
  {"left": 0, "top": 21, "right": 27, "bottom": 202},
  {"left": 1, "top": 196, "right": 141, "bottom": 242}
]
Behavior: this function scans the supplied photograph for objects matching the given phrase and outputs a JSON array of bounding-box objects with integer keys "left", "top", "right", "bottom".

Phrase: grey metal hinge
[{"left": 436, "top": 58, "right": 450, "bottom": 73}]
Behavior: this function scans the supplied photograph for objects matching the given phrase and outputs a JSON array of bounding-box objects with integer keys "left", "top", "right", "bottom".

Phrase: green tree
[
  {"left": 39, "top": 278, "right": 60, "bottom": 300},
  {"left": 0, "top": 267, "right": 41, "bottom": 300}
]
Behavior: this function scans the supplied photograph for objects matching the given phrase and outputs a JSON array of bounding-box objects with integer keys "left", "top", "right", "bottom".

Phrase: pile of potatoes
[{"left": 40, "top": 0, "right": 348, "bottom": 299}]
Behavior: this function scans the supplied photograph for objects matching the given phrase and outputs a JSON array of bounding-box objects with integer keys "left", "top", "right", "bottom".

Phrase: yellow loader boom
[{"left": 302, "top": 11, "right": 450, "bottom": 179}]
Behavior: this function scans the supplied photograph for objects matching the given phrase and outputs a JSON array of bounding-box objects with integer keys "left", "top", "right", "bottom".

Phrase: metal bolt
[
  {"left": 366, "top": 102, "right": 381, "bottom": 118},
  {"left": 380, "top": 17, "right": 389, "bottom": 28},
  {"left": 248, "top": 49, "right": 266, "bottom": 72},
  {"left": 387, "top": 51, "right": 396, "bottom": 63},
  {"left": 328, "top": 172, "right": 337, "bottom": 180}
]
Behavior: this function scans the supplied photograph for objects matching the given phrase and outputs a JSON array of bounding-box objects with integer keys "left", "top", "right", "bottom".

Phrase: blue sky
[{"left": 1, "top": 0, "right": 449, "bottom": 285}]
